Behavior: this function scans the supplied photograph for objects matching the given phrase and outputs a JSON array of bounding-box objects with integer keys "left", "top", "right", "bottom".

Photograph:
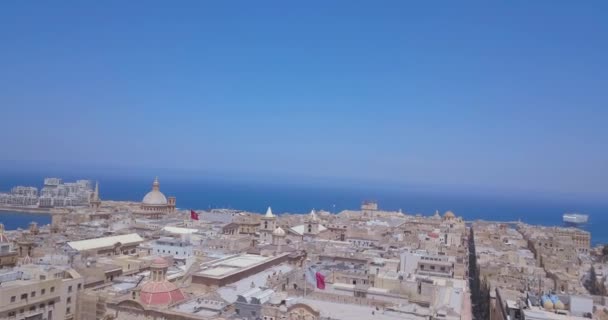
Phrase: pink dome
[
  {"left": 151, "top": 257, "right": 169, "bottom": 269},
  {"left": 140, "top": 281, "right": 186, "bottom": 306}
]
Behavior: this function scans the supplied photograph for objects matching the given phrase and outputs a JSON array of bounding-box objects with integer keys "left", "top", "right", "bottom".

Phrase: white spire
[
  {"left": 93, "top": 181, "right": 100, "bottom": 201},
  {"left": 309, "top": 209, "right": 317, "bottom": 221},
  {"left": 265, "top": 206, "right": 274, "bottom": 218}
]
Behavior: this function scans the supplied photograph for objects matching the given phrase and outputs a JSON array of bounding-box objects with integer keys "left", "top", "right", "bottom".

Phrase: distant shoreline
[{"left": 0, "top": 206, "right": 51, "bottom": 214}]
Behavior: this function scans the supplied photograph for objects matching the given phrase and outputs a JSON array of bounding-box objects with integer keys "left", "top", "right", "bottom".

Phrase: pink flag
[{"left": 315, "top": 271, "right": 325, "bottom": 290}]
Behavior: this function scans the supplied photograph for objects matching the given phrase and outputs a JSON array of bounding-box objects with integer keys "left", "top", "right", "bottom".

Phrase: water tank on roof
[{"left": 541, "top": 296, "right": 554, "bottom": 310}]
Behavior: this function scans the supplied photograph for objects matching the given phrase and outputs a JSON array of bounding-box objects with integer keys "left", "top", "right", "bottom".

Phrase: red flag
[
  {"left": 190, "top": 210, "right": 199, "bottom": 220},
  {"left": 315, "top": 272, "right": 325, "bottom": 290}
]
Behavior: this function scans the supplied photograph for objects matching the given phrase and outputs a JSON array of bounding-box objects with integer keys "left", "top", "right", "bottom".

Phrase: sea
[{"left": 1, "top": 170, "right": 606, "bottom": 245}]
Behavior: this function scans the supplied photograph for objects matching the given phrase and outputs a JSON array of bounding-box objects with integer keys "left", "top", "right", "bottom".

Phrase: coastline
[{"left": 0, "top": 206, "right": 51, "bottom": 214}]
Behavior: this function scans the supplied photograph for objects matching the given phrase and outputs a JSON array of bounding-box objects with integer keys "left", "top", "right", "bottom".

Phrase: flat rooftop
[
  {"left": 197, "top": 254, "right": 274, "bottom": 278},
  {"left": 67, "top": 233, "right": 143, "bottom": 251},
  {"left": 297, "top": 297, "right": 428, "bottom": 320}
]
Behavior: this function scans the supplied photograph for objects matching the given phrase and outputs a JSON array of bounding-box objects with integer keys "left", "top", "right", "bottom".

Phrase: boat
[{"left": 563, "top": 213, "right": 588, "bottom": 226}]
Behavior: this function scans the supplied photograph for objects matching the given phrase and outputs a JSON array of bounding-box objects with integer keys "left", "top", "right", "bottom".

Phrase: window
[
  {"left": 77, "top": 283, "right": 81, "bottom": 290},
  {"left": 252, "top": 311, "right": 256, "bottom": 316},
  {"left": 430, "top": 266, "right": 435, "bottom": 270},
  {"left": 235, "top": 309, "right": 240, "bottom": 315},
  {"left": 68, "top": 285, "right": 72, "bottom": 293},
  {"left": 21, "top": 293, "right": 27, "bottom": 300},
  {"left": 29, "top": 306, "right": 36, "bottom": 311},
  {"left": 39, "top": 304, "right": 45, "bottom": 309},
  {"left": 31, "top": 291, "right": 36, "bottom": 297},
  {"left": 10, "top": 296, "right": 15, "bottom": 302},
  {"left": 8, "top": 311, "right": 16, "bottom": 317},
  {"left": 67, "top": 297, "right": 71, "bottom": 303},
  {"left": 66, "top": 307, "right": 71, "bottom": 314},
  {"left": 41, "top": 289, "right": 45, "bottom": 295},
  {"left": 420, "top": 265, "right": 425, "bottom": 270},
  {"left": 49, "top": 301, "right": 54, "bottom": 306},
  {"left": 50, "top": 287, "right": 55, "bottom": 293},
  {"left": 20, "top": 309, "right": 24, "bottom": 314}
]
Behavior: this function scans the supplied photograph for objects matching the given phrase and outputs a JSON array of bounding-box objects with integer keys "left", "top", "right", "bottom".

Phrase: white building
[{"left": 151, "top": 237, "right": 193, "bottom": 260}]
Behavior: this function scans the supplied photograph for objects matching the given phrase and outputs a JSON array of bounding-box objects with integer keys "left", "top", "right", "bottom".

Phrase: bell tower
[
  {"left": 305, "top": 210, "right": 319, "bottom": 235},
  {"left": 260, "top": 206, "right": 276, "bottom": 243},
  {"left": 90, "top": 181, "right": 101, "bottom": 209}
]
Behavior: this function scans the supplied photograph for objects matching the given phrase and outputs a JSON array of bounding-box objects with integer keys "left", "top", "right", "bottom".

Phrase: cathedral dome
[
  {"left": 151, "top": 256, "right": 169, "bottom": 269},
  {"left": 139, "top": 257, "right": 186, "bottom": 307},
  {"left": 273, "top": 227, "right": 286, "bottom": 237},
  {"left": 140, "top": 281, "right": 186, "bottom": 306},
  {"left": 142, "top": 177, "right": 168, "bottom": 205},
  {"left": 143, "top": 191, "right": 167, "bottom": 205}
]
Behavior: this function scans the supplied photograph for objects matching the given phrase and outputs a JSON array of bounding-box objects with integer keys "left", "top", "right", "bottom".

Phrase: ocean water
[
  {"left": 0, "top": 171, "right": 606, "bottom": 244},
  {"left": 0, "top": 211, "right": 51, "bottom": 230}
]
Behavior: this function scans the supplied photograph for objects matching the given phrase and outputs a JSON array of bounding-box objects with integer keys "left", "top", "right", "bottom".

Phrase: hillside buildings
[{"left": 0, "top": 177, "right": 605, "bottom": 320}]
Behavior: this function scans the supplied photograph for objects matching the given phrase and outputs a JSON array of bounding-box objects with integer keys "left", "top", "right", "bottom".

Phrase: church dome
[
  {"left": 143, "top": 191, "right": 167, "bottom": 205},
  {"left": 273, "top": 227, "right": 286, "bottom": 237},
  {"left": 142, "top": 177, "right": 168, "bottom": 205},
  {"left": 151, "top": 257, "right": 169, "bottom": 269},
  {"left": 139, "top": 257, "right": 186, "bottom": 307},
  {"left": 444, "top": 211, "right": 456, "bottom": 219},
  {"left": 140, "top": 281, "right": 186, "bottom": 306}
]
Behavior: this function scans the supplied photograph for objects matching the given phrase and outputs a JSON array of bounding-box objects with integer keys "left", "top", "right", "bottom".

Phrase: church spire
[
  {"left": 265, "top": 206, "right": 274, "bottom": 218},
  {"left": 152, "top": 177, "right": 160, "bottom": 191},
  {"left": 90, "top": 181, "right": 101, "bottom": 209},
  {"left": 309, "top": 209, "right": 318, "bottom": 222},
  {"left": 93, "top": 182, "right": 100, "bottom": 201}
]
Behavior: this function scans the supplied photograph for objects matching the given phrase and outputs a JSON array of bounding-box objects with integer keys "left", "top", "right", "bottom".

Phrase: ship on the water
[{"left": 563, "top": 213, "right": 588, "bottom": 226}]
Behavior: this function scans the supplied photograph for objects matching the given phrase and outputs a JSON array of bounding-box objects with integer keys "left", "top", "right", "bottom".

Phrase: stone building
[
  {"left": 0, "top": 263, "right": 83, "bottom": 320},
  {"left": 0, "top": 224, "right": 18, "bottom": 269},
  {"left": 67, "top": 233, "right": 144, "bottom": 256},
  {"left": 260, "top": 207, "right": 277, "bottom": 244},
  {"left": 135, "top": 177, "right": 176, "bottom": 219}
]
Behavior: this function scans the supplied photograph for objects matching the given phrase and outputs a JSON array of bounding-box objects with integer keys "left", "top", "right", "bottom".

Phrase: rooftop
[
  {"left": 197, "top": 254, "right": 283, "bottom": 278},
  {"left": 67, "top": 233, "right": 143, "bottom": 251}
]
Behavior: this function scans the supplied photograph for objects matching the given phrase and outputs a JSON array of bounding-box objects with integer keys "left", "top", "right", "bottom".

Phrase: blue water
[
  {"left": 0, "top": 211, "right": 51, "bottom": 230},
  {"left": 0, "top": 170, "right": 606, "bottom": 244}
]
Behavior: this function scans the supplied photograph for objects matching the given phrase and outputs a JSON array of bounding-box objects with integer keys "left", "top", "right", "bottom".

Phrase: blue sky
[{"left": 0, "top": 1, "right": 607, "bottom": 198}]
